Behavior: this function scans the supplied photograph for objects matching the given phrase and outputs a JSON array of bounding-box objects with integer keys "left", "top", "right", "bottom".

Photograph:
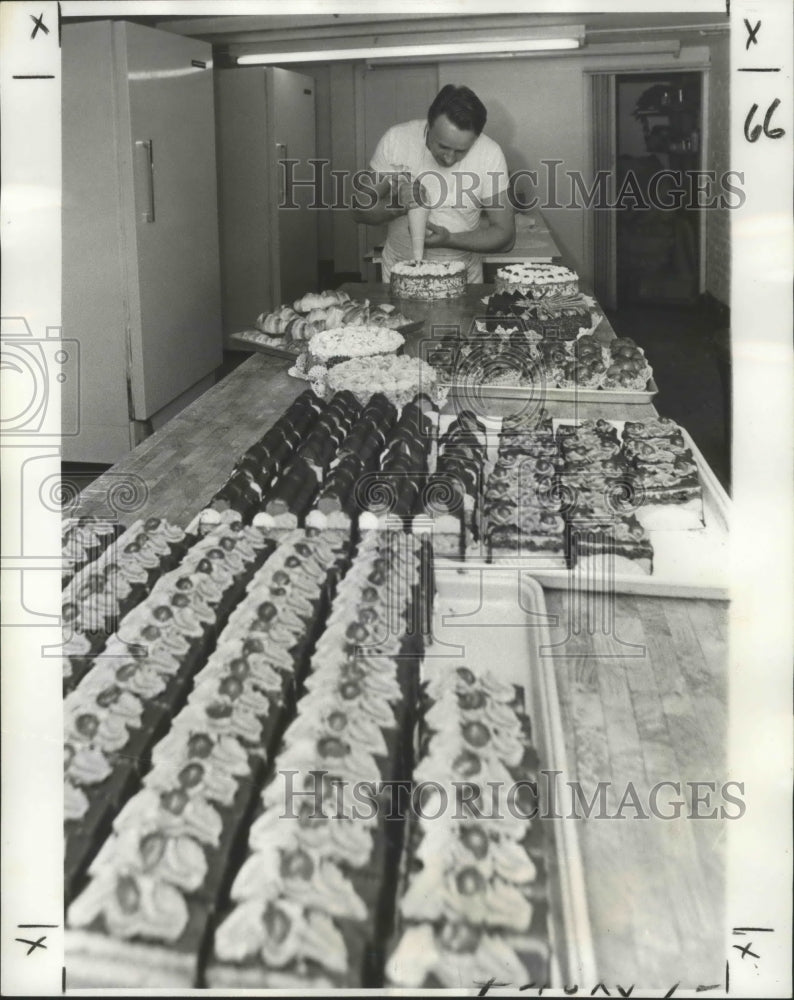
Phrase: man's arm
[
  {"left": 425, "top": 196, "right": 516, "bottom": 253},
  {"left": 352, "top": 171, "right": 421, "bottom": 227}
]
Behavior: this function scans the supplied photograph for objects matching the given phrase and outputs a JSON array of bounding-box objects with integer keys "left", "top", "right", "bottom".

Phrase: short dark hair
[{"left": 427, "top": 85, "right": 487, "bottom": 136}]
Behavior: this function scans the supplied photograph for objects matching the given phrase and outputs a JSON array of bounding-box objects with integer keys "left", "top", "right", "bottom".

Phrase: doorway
[
  {"left": 615, "top": 71, "right": 703, "bottom": 307},
  {"left": 591, "top": 69, "right": 705, "bottom": 309}
]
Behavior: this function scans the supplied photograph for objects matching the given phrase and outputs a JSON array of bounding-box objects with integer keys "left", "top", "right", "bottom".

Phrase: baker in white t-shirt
[{"left": 353, "top": 85, "right": 515, "bottom": 282}]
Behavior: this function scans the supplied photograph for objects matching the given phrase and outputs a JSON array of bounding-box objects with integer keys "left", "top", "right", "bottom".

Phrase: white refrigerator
[{"left": 62, "top": 20, "right": 223, "bottom": 463}]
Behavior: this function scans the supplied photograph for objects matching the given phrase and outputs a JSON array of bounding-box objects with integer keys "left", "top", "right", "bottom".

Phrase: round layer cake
[
  {"left": 391, "top": 260, "right": 467, "bottom": 300},
  {"left": 306, "top": 325, "right": 404, "bottom": 369},
  {"left": 495, "top": 262, "right": 579, "bottom": 299}
]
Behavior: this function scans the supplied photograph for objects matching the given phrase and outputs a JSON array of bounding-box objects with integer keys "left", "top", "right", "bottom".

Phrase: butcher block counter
[{"left": 70, "top": 284, "right": 728, "bottom": 988}]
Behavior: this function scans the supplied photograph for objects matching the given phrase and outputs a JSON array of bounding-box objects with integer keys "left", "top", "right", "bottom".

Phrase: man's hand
[{"left": 423, "top": 221, "right": 450, "bottom": 248}]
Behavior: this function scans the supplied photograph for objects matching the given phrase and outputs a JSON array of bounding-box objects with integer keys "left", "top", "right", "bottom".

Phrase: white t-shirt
[{"left": 369, "top": 119, "right": 509, "bottom": 281}]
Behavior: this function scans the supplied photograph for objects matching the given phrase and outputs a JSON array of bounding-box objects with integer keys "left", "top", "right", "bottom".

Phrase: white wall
[
  {"left": 438, "top": 58, "right": 589, "bottom": 282},
  {"left": 319, "top": 38, "right": 729, "bottom": 292}
]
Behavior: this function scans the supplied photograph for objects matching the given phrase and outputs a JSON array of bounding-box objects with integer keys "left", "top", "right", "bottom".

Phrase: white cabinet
[
  {"left": 62, "top": 20, "right": 223, "bottom": 463},
  {"left": 214, "top": 66, "right": 318, "bottom": 342}
]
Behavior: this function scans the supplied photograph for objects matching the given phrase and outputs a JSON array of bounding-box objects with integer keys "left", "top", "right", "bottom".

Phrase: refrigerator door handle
[
  {"left": 134, "top": 139, "right": 156, "bottom": 222},
  {"left": 276, "top": 142, "right": 287, "bottom": 205}
]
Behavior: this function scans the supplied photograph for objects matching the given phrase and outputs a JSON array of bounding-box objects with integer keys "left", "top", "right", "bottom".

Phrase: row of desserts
[
  {"left": 206, "top": 391, "right": 327, "bottom": 522},
  {"left": 64, "top": 522, "right": 274, "bottom": 900},
  {"left": 62, "top": 516, "right": 124, "bottom": 588},
  {"left": 554, "top": 420, "right": 655, "bottom": 574},
  {"left": 65, "top": 526, "right": 351, "bottom": 988},
  {"left": 207, "top": 528, "right": 429, "bottom": 988},
  {"left": 206, "top": 386, "right": 701, "bottom": 566},
  {"left": 385, "top": 665, "right": 551, "bottom": 988},
  {"left": 483, "top": 412, "right": 569, "bottom": 563},
  {"left": 206, "top": 389, "right": 437, "bottom": 533},
  {"left": 432, "top": 324, "right": 652, "bottom": 393},
  {"left": 63, "top": 517, "right": 189, "bottom": 693}
]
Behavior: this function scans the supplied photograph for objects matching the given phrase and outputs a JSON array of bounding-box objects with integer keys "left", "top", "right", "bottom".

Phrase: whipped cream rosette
[
  {"left": 247, "top": 802, "right": 376, "bottom": 869},
  {"left": 386, "top": 922, "right": 537, "bottom": 990},
  {"left": 210, "top": 898, "right": 357, "bottom": 986}
]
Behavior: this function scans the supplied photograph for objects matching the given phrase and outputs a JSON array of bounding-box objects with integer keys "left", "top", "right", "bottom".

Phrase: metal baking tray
[
  {"left": 426, "top": 567, "right": 598, "bottom": 987},
  {"left": 435, "top": 416, "right": 731, "bottom": 600},
  {"left": 441, "top": 377, "right": 658, "bottom": 407}
]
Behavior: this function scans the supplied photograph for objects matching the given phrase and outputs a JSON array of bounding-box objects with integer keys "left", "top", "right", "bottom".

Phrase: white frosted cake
[
  {"left": 495, "top": 262, "right": 579, "bottom": 299},
  {"left": 306, "top": 326, "right": 404, "bottom": 369},
  {"left": 390, "top": 260, "right": 467, "bottom": 300}
]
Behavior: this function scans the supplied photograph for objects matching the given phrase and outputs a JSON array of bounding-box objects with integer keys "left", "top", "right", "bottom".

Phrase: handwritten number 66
[{"left": 744, "top": 98, "right": 785, "bottom": 142}]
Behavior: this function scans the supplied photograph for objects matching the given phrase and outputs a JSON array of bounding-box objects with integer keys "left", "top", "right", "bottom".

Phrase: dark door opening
[{"left": 615, "top": 71, "right": 703, "bottom": 307}]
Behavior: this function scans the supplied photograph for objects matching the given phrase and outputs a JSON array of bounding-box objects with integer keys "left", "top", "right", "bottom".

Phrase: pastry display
[
  {"left": 390, "top": 259, "right": 467, "bottom": 300},
  {"left": 62, "top": 336, "right": 714, "bottom": 989},
  {"left": 359, "top": 395, "right": 437, "bottom": 526},
  {"left": 433, "top": 328, "right": 654, "bottom": 394},
  {"left": 204, "top": 391, "right": 326, "bottom": 522},
  {"left": 65, "top": 527, "right": 350, "bottom": 987},
  {"left": 259, "top": 392, "right": 364, "bottom": 530},
  {"left": 305, "top": 325, "right": 404, "bottom": 370},
  {"left": 321, "top": 354, "right": 446, "bottom": 410},
  {"left": 483, "top": 418, "right": 567, "bottom": 563},
  {"left": 206, "top": 529, "right": 428, "bottom": 988},
  {"left": 622, "top": 418, "right": 704, "bottom": 528},
  {"left": 385, "top": 666, "right": 550, "bottom": 988},
  {"left": 423, "top": 410, "right": 487, "bottom": 557},
  {"left": 62, "top": 517, "right": 124, "bottom": 588},
  {"left": 557, "top": 421, "right": 654, "bottom": 575},
  {"left": 63, "top": 518, "right": 190, "bottom": 695},
  {"left": 495, "top": 262, "right": 579, "bottom": 299},
  {"left": 469, "top": 415, "right": 704, "bottom": 570},
  {"left": 64, "top": 523, "right": 275, "bottom": 902},
  {"left": 245, "top": 291, "right": 413, "bottom": 354},
  {"left": 482, "top": 290, "right": 596, "bottom": 341}
]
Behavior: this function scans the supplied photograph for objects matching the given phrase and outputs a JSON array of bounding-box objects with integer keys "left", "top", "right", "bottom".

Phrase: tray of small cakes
[
  {"left": 180, "top": 390, "right": 726, "bottom": 600},
  {"left": 394, "top": 565, "right": 598, "bottom": 990},
  {"left": 427, "top": 264, "right": 657, "bottom": 405},
  {"left": 427, "top": 409, "right": 730, "bottom": 600}
]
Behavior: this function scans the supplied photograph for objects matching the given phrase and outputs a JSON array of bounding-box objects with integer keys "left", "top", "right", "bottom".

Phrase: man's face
[{"left": 426, "top": 113, "right": 478, "bottom": 168}]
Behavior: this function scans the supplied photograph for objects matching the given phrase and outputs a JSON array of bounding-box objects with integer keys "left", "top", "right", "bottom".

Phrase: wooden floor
[{"left": 546, "top": 589, "right": 728, "bottom": 987}]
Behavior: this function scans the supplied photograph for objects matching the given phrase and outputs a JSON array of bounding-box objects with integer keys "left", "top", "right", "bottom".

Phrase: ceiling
[
  {"left": 64, "top": 11, "right": 729, "bottom": 41},
  {"left": 62, "top": 10, "right": 729, "bottom": 66}
]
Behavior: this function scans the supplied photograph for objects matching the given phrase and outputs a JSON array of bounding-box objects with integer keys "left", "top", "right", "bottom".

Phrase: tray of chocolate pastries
[{"left": 429, "top": 409, "right": 730, "bottom": 600}]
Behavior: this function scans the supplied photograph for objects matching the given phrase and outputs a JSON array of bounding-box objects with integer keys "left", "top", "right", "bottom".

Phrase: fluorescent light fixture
[{"left": 236, "top": 35, "right": 583, "bottom": 66}]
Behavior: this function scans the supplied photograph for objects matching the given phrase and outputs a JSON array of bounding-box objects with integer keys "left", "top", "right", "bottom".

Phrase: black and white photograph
[{"left": 1, "top": 0, "right": 791, "bottom": 995}]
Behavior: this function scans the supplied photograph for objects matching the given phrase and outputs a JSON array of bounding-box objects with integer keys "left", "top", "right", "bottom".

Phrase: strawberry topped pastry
[{"left": 385, "top": 666, "right": 550, "bottom": 989}]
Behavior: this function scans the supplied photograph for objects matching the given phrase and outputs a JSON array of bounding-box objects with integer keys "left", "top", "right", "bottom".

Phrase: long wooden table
[{"left": 71, "top": 284, "right": 728, "bottom": 989}]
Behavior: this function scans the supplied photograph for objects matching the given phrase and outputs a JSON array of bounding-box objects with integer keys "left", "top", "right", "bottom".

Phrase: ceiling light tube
[{"left": 236, "top": 35, "right": 583, "bottom": 65}]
